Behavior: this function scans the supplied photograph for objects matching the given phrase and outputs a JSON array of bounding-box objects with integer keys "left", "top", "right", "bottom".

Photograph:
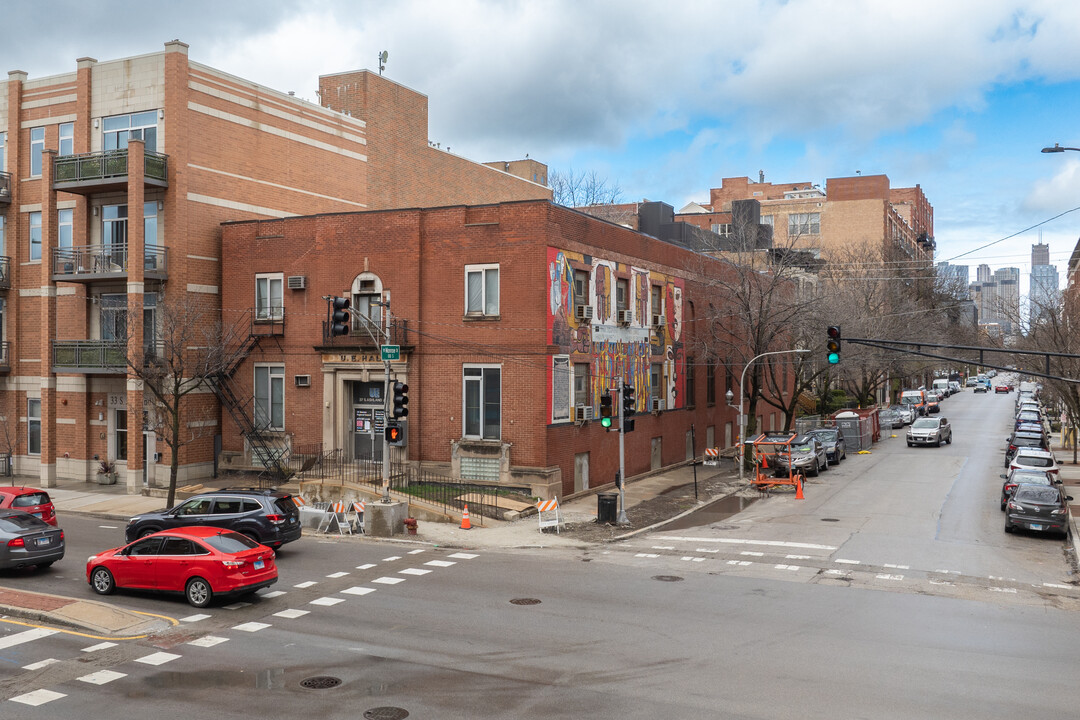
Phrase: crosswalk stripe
[
  {"left": 10, "top": 689, "right": 66, "bottom": 706},
  {"left": 0, "top": 628, "right": 58, "bottom": 649},
  {"left": 79, "top": 670, "right": 127, "bottom": 685}
]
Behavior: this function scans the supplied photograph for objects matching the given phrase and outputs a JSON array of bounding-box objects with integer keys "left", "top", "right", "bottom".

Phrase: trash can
[{"left": 597, "top": 493, "right": 618, "bottom": 524}]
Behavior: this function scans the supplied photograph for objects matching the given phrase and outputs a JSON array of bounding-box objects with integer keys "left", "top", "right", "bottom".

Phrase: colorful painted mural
[{"left": 548, "top": 247, "right": 685, "bottom": 421}]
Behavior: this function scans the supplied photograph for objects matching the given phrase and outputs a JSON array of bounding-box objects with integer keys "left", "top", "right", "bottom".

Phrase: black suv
[{"left": 125, "top": 489, "right": 302, "bottom": 548}]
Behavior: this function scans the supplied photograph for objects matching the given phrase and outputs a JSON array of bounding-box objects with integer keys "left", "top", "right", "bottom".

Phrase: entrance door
[
  {"left": 574, "top": 452, "right": 589, "bottom": 493},
  {"left": 650, "top": 437, "right": 662, "bottom": 471},
  {"left": 143, "top": 428, "right": 155, "bottom": 487}
]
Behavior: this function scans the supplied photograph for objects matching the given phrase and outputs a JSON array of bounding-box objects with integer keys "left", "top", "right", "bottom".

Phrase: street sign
[{"left": 380, "top": 345, "right": 400, "bottom": 361}]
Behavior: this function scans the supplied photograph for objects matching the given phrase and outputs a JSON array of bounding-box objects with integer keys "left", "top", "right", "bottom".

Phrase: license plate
[
  {"left": 1029, "top": 523, "right": 1044, "bottom": 531},
  {"left": 36, "top": 537, "right": 50, "bottom": 546},
  {"left": 254, "top": 560, "right": 264, "bottom": 570},
  {"left": 33, "top": 512, "right": 42, "bottom": 518}
]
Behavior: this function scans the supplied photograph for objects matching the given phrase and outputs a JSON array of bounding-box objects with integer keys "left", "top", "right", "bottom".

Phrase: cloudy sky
[{"left": 4, "top": 0, "right": 1080, "bottom": 292}]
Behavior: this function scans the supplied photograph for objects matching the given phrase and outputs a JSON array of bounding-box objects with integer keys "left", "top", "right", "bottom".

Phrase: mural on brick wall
[{"left": 548, "top": 247, "right": 684, "bottom": 422}]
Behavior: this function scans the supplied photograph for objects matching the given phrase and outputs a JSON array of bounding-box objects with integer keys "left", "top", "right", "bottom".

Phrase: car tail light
[
  {"left": 59, "top": 530, "right": 64, "bottom": 540},
  {"left": 1051, "top": 508, "right": 1068, "bottom": 516},
  {"left": 265, "top": 514, "right": 285, "bottom": 525},
  {"left": 1008, "top": 445, "right": 1017, "bottom": 454},
  {"left": 7, "top": 537, "right": 24, "bottom": 548},
  {"left": 1008, "top": 501, "right": 1024, "bottom": 512},
  {"left": 221, "top": 559, "right": 244, "bottom": 568},
  {"left": 1005, "top": 484, "right": 1017, "bottom": 494}
]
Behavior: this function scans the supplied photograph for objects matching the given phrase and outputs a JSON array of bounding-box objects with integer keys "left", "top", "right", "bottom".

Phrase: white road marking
[
  {"left": 372, "top": 576, "right": 405, "bottom": 585},
  {"left": 408, "top": 549, "right": 426, "bottom": 554},
  {"left": 22, "top": 658, "right": 60, "bottom": 671},
  {"left": 341, "top": 587, "right": 376, "bottom": 596},
  {"left": 884, "top": 564, "right": 910, "bottom": 570},
  {"left": 989, "top": 587, "right": 1017, "bottom": 594},
  {"left": 188, "top": 636, "right": 229, "bottom": 648},
  {"left": 382, "top": 556, "right": 402, "bottom": 562},
  {"left": 447, "top": 552, "right": 479, "bottom": 559},
  {"left": 98, "top": 525, "right": 120, "bottom": 529},
  {"left": 135, "top": 652, "right": 181, "bottom": 665},
  {"left": 310, "top": 597, "right": 345, "bottom": 606},
  {"left": 222, "top": 602, "right": 252, "bottom": 610},
  {"left": 273, "top": 609, "right": 310, "bottom": 619},
  {"left": 929, "top": 580, "right": 954, "bottom": 586},
  {"left": 634, "top": 553, "right": 660, "bottom": 558},
  {"left": 775, "top": 565, "right": 801, "bottom": 571},
  {"left": 424, "top": 560, "right": 456, "bottom": 567},
  {"left": 740, "top": 551, "right": 764, "bottom": 557},
  {"left": 680, "top": 556, "right": 705, "bottom": 562},
  {"left": 399, "top": 568, "right": 432, "bottom": 575},
  {"left": 657, "top": 536, "right": 837, "bottom": 550},
  {"left": 876, "top": 574, "right": 904, "bottom": 581},
  {"left": 696, "top": 548, "right": 720, "bottom": 553},
  {"left": 180, "top": 613, "right": 212, "bottom": 623},
  {"left": 825, "top": 569, "right": 847, "bottom": 575},
  {"left": 786, "top": 554, "right": 811, "bottom": 560},
  {"left": 79, "top": 670, "right": 127, "bottom": 685},
  {"left": 326, "top": 571, "right": 349, "bottom": 578},
  {"left": 356, "top": 563, "right": 377, "bottom": 570},
  {"left": 934, "top": 569, "right": 961, "bottom": 574},
  {"left": 231, "top": 622, "right": 271, "bottom": 633},
  {"left": 0, "top": 628, "right": 58, "bottom": 649},
  {"left": 652, "top": 546, "right": 675, "bottom": 550},
  {"left": 294, "top": 581, "right": 318, "bottom": 589},
  {"left": 835, "top": 559, "right": 860, "bottom": 565},
  {"left": 81, "top": 642, "right": 117, "bottom": 653},
  {"left": 260, "top": 590, "right": 287, "bottom": 599},
  {"left": 10, "top": 689, "right": 66, "bottom": 706},
  {"left": 1043, "top": 583, "right": 1072, "bottom": 589},
  {"left": 727, "top": 560, "right": 753, "bottom": 566}
]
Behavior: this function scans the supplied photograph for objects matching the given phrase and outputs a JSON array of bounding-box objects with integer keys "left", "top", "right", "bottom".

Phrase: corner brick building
[
  {"left": 222, "top": 200, "right": 791, "bottom": 498},
  {"left": 0, "top": 42, "right": 548, "bottom": 491}
]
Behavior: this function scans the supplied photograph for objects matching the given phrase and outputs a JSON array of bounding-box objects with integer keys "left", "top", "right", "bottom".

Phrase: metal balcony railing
[
  {"left": 0, "top": 341, "right": 9, "bottom": 372},
  {"left": 52, "top": 244, "right": 167, "bottom": 281},
  {"left": 53, "top": 149, "right": 168, "bottom": 191},
  {"left": 52, "top": 340, "right": 127, "bottom": 374},
  {"left": 0, "top": 256, "right": 9, "bottom": 289},
  {"left": 321, "top": 318, "right": 410, "bottom": 348},
  {"left": 0, "top": 171, "right": 10, "bottom": 204}
]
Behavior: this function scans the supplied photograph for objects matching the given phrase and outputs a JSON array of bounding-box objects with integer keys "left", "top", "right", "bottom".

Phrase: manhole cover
[
  {"left": 510, "top": 597, "right": 542, "bottom": 605},
  {"left": 652, "top": 575, "right": 684, "bottom": 582},
  {"left": 364, "top": 708, "right": 410, "bottom": 720},
  {"left": 821, "top": 518, "right": 840, "bottom": 522},
  {"left": 300, "top": 676, "right": 343, "bottom": 690}
]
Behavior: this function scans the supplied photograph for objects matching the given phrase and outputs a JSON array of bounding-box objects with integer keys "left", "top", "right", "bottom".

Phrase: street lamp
[
  {"left": 1042, "top": 143, "right": 1080, "bottom": 153},
  {"left": 732, "top": 349, "right": 811, "bottom": 483}
]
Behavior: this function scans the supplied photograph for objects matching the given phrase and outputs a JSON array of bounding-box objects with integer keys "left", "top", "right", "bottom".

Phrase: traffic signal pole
[
  {"left": 617, "top": 377, "right": 628, "bottom": 525},
  {"left": 381, "top": 303, "right": 392, "bottom": 502}
]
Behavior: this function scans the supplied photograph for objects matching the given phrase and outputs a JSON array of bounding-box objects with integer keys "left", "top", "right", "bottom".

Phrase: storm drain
[
  {"left": 364, "top": 708, "right": 410, "bottom": 720},
  {"left": 510, "top": 597, "right": 542, "bottom": 605},
  {"left": 652, "top": 575, "right": 684, "bottom": 582},
  {"left": 300, "top": 676, "right": 342, "bottom": 690}
]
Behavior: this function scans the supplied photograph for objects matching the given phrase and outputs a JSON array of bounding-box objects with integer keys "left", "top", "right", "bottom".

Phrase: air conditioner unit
[
  {"left": 651, "top": 397, "right": 665, "bottom": 412},
  {"left": 287, "top": 275, "right": 307, "bottom": 290},
  {"left": 617, "top": 309, "right": 632, "bottom": 325},
  {"left": 294, "top": 375, "right": 311, "bottom": 387},
  {"left": 575, "top": 304, "right": 594, "bottom": 320},
  {"left": 575, "top": 405, "right": 594, "bottom": 422},
  {"left": 652, "top": 314, "right": 666, "bottom": 327}
]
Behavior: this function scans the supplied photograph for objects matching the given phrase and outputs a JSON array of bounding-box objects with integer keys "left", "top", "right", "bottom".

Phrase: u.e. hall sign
[{"left": 322, "top": 353, "right": 407, "bottom": 364}]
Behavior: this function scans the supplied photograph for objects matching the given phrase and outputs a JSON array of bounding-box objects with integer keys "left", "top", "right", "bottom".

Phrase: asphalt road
[{"left": 1, "top": 385, "right": 1079, "bottom": 718}]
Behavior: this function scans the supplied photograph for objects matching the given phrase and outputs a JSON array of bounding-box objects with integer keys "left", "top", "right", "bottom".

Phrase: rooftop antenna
[{"left": 378, "top": 51, "right": 388, "bottom": 75}]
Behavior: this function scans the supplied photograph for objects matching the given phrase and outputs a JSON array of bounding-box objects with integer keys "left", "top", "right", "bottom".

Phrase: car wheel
[
  {"left": 241, "top": 531, "right": 260, "bottom": 545},
  {"left": 945, "top": 434, "right": 952, "bottom": 445},
  {"left": 1004, "top": 521, "right": 1014, "bottom": 533},
  {"left": 91, "top": 567, "right": 116, "bottom": 595},
  {"left": 810, "top": 460, "right": 820, "bottom": 477},
  {"left": 907, "top": 442, "right": 913, "bottom": 447},
  {"left": 934, "top": 438, "right": 941, "bottom": 447},
  {"left": 185, "top": 577, "right": 213, "bottom": 608},
  {"left": 138, "top": 527, "right": 158, "bottom": 539},
  {"left": 841, "top": 449, "right": 846, "bottom": 461},
  {"left": 821, "top": 456, "right": 829, "bottom": 471},
  {"left": 1000, "top": 500, "right": 1006, "bottom": 511}
]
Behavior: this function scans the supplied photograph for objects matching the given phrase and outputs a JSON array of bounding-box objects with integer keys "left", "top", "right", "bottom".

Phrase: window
[
  {"left": 352, "top": 274, "right": 383, "bottom": 333},
  {"left": 465, "top": 264, "right": 499, "bottom": 316},
  {"left": 115, "top": 409, "right": 128, "bottom": 461},
  {"left": 102, "top": 204, "right": 127, "bottom": 269},
  {"left": 103, "top": 110, "right": 158, "bottom": 153},
  {"left": 29, "top": 212, "right": 41, "bottom": 261},
  {"left": 100, "top": 294, "right": 127, "bottom": 341},
  {"left": 710, "top": 223, "right": 732, "bottom": 236},
  {"left": 254, "top": 365, "right": 285, "bottom": 431},
  {"left": 463, "top": 365, "right": 500, "bottom": 440},
  {"left": 574, "top": 363, "right": 589, "bottom": 407},
  {"left": 761, "top": 215, "right": 774, "bottom": 227},
  {"left": 650, "top": 285, "right": 663, "bottom": 318},
  {"left": 58, "top": 208, "right": 73, "bottom": 249},
  {"left": 686, "top": 356, "right": 696, "bottom": 408},
  {"left": 28, "top": 399, "right": 41, "bottom": 455},
  {"left": 650, "top": 363, "right": 663, "bottom": 404},
  {"left": 0, "top": 214, "right": 5, "bottom": 256},
  {"left": 706, "top": 362, "right": 716, "bottom": 405},
  {"left": 0, "top": 131, "right": 6, "bottom": 171},
  {"left": 255, "top": 274, "right": 284, "bottom": 321},
  {"left": 788, "top": 212, "right": 821, "bottom": 236},
  {"left": 30, "top": 127, "right": 44, "bottom": 176},
  {"left": 573, "top": 269, "right": 589, "bottom": 307},
  {"left": 59, "top": 123, "right": 74, "bottom": 156},
  {"left": 144, "top": 292, "right": 158, "bottom": 356},
  {"left": 616, "top": 278, "right": 629, "bottom": 313},
  {"left": 144, "top": 200, "right": 158, "bottom": 244}
]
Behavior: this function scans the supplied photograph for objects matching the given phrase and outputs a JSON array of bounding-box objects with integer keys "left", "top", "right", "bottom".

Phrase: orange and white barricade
[
  {"left": 348, "top": 501, "right": 366, "bottom": 533},
  {"left": 537, "top": 498, "right": 561, "bottom": 533},
  {"left": 292, "top": 495, "right": 308, "bottom": 508},
  {"left": 318, "top": 501, "right": 353, "bottom": 535},
  {"left": 703, "top": 447, "right": 719, "bottom": 466}
]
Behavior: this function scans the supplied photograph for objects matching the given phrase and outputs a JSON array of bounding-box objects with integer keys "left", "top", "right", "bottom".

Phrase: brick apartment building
[
  {"left": 221, "top": 200, "right": 793, "bottom": 498},
  {"left": 0, "top": 41, "right": 548, "bottom": 491}
]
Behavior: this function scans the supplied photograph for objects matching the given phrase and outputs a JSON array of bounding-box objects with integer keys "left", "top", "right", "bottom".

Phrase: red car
[
  {"left": 995, "top": 385, "right": 1010, "bottom": 394},
  {"left": 87, "top": 527, "right": 277, "bottom": 607},
  {"left": 0, "top": 487, "right": 57, "bottom": 526}
]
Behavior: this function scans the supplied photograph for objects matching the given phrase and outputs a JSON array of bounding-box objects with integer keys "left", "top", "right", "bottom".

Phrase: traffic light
[
  {"left": 385, "top": 422, "right": 405, "bottom": 446},
  {"left": 599, "top": 392, "right": 614, "bottom": 428},
  {"left": 826, "top": 326, "right": 841, "bottom": 364},
  {"left": 392, "top": 380, "right": 409, "bottom": 418},
  {"left": 622, "top": 384, "right": 636, "bottom": 417},
  {"left": 330, "top": 296, "right": 351, "bottom": 336}
]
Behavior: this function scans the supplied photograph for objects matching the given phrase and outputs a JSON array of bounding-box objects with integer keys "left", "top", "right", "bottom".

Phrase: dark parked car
[
  {"left": 879, "top": 407, "right": 903, "bottom": 429},
  {"left": 0, "top": 509, "right": 65, "bottom": 570},
  {"left": 1000, "top": 468, "right": 1056, "bottom": 510},
  {"left": 771, "top": 435, "right": 829, "bottom": 477},
  {"left": 125, "top": 489, "right": 302, "bottom": 549},
  {"left": 1005, "top": 484, "right": 1073, "bottom": 537},
  {"left": 806, "top": 428, "right": 847, "bottom": 464},
  {"left": 1005, "top": 432, "right": 1050, "bottom": 466}
]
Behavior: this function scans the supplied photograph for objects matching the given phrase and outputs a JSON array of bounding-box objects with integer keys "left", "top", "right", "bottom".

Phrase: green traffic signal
[
  {"left": 600, "top": 416, "right": 613, "bottom": 428},
  {"left": 827, "top": 351, "right": 840, "bottom": 364}
]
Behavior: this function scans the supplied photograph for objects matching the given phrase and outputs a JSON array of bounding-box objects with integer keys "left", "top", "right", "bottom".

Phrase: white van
[{"left": 932, "top": 379, "right": 951, "bottom": 397}]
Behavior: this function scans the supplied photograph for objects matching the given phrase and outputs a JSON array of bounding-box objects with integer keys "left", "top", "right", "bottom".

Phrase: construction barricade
[{"left": 537, "top": 498, "right": 561, "bottom": 533}]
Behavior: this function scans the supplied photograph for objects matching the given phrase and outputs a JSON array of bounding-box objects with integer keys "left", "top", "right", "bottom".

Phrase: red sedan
[
  {"left": 995, "top": 385, "right": 1010, "bottom": 394},
  {"left": 87, "top": 527, "right": 277, "bottom": 607},
  {"left": 0, "top": 487, "right": 57, "bottom": 526}
]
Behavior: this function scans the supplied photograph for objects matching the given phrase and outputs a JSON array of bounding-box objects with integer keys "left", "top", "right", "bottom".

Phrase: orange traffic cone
[
  {"left": 795, "top": 475, "right": 805, "bottom": 500},
  {"left": 460, "top": 504, "right": 472, "bottom": 530}
]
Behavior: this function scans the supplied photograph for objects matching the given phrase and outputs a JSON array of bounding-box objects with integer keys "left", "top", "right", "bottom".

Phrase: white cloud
[{"left": 1024, "top": 157, "right": 1080, "bottom": 213}]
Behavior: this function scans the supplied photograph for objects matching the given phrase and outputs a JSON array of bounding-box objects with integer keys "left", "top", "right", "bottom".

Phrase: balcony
[
  {"left": 0, "top": 342, "right": 9, "bottom": 373},
  {"left": 0, "top": 171, "right": 10, "bottom": 204},
  {"left": 52, "top": 340, "right": 126, "bottom": 374},
  {"left": 0, "top": 257, "right": 9, "bottom": 290},
  {"left": 52, "top": 244, "right": 167, "bottom": 283},
  {"left": 319, "top": 317, "right": 411, "bottom": 349},
  {"left": 52, "top": 149, "right": 168, "bottom": 195}
]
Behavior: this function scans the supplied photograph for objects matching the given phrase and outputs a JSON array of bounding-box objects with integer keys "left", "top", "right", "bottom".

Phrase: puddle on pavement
[{"left": 662, "top": 495, "right": 758, "bottom": 531}]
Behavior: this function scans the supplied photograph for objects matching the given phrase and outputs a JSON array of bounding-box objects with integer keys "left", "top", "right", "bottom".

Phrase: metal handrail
[
  {"left": 52, "top": 340, "right": 127, "bottom": 372},
  {"left": 52, "top": 244, "right": 167, "bottom": 276},
  {"left": 53, "top": 149, "right": 168, "bottom": 184}
]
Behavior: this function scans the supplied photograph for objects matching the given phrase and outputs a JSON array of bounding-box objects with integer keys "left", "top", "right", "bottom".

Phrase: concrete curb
[{"left": 0, "top": 588, "right": 174, "bottom": 638}]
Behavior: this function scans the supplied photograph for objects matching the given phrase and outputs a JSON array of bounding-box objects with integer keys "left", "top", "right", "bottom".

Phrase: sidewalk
[{"left": 0, "top": 463, "right": 729, "bottom": 635}]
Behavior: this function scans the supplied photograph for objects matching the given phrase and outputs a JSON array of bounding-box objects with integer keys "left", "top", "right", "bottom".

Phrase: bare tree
[
  {"left": 550, "top": 168, "right": 623, "bottom": 209},
  {"left": 114, "top": 294, "right": 252, "bottom": 507}
]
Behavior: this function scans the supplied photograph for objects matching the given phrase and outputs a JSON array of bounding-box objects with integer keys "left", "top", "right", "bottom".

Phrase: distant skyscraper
[
  {"left": 1030, "top": 242, "right": 1059, "bottom": 325},
  {"left": 936, "top": 262, "right": 970, "bottom": 299},
  {"left": 1032, "top": 242, "right": 1050, "bottom": 267},
  {"left": 977, "top": 264, "right": 991, "bottom": 283}
]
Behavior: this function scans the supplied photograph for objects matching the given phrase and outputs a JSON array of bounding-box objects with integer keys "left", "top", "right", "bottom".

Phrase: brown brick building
[
  {"left": 222, "top": 200, "right": 787, "bottom": 498},
  {"left": 0, "top": 42, "right": 548, "bottom": 491}
]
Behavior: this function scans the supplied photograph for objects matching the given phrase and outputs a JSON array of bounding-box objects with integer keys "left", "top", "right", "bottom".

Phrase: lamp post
[
  {"left": 726, "top": 349, "right": 811, "bottom": 483},
  {"left": 1042, "top": 143, "right": 1080, "bottom": 153}
]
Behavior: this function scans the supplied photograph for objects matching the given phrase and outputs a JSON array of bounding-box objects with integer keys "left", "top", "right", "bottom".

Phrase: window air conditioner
[
  {"left": 652, "top": 314, "right": 666, "bottom": 327},
  {"left": 617, "top": 309, "right": 632, "bottom": 325},
  {"left": 294, "top": 375, "right": 311, "bottom": 388},
  {"left": 575, "top": 304, "right": 594, "bottom": 320},
  {"left": 287, "top": 275, "right": 307, "bottom": 290},
  {"left": 652, "top": 397, "right": 665, "bottom": 412},
  {"left": 575, "top": 405, "right": 594, "bottom": 422}
]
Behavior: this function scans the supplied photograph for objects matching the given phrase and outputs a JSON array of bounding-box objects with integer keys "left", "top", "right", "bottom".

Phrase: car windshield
[
  {"left": 912, "top": 419, "right": 938, "bottom": 428},
  {"left": 0, "top": 513, "right": 50, "bottom": 532},
  {"left": 1016, "top": 456, "right": 1053, "bottom": 468},
  {"left": 792, "top": 443, "right": 814, "bottom": 453},
  {"left": 202, "top": 531, "right": 261, "bottom": 554},
  {"left": 809, "top": 430, "right": 837, "bottom": 440},
  {"left": 1014, "top": 487, "right": 1060, "bottom": 503},
  {"left": 1013, "top": 437, "right": 1044, "bottom": 447}
]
